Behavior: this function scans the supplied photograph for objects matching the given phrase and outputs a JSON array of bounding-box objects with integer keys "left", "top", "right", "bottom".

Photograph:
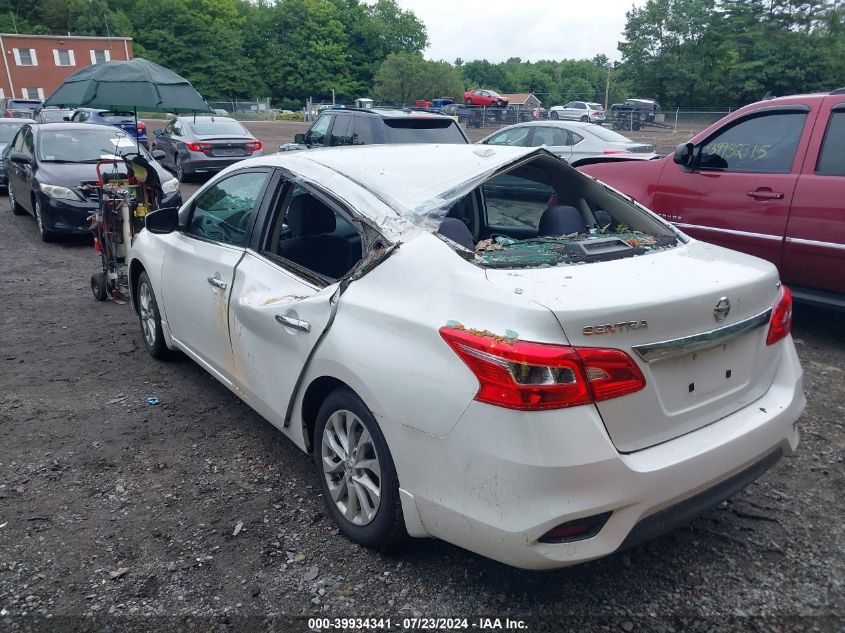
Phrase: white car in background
[
  {"left": 128, "top": 144, "right": 803, "bottom": 569},
  {"left": 550, "top": 101, "right": 606, "bottom": 123},
  {"left": 479, "top": 120, "right": 654, "bottom": 164}
]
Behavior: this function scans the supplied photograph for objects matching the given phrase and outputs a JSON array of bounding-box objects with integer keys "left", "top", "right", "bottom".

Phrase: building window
[
  {"left": 13, "top": 48, "right": 38, "bottom": 66},
  {"left": 22, "top": 88, "right": 44, "bottom": 100},
  {"left": 90, "top": 49, "right": 111, "bottom": 64},
  {"left": 53, "top": 49, "right": 76, "bottom": 67}
]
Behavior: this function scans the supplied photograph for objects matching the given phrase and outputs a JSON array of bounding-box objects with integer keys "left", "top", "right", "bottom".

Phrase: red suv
[
  {"left": 463, "top": 89, "right": 509, "bottom": 107},
  {"left": 579, "top": 89, "right": 845, "bottom": 308}
]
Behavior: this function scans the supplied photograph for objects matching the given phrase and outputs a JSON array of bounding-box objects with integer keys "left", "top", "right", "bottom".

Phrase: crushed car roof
[{"left": 264, "top": 144, "right": 547, "bottom": 227}]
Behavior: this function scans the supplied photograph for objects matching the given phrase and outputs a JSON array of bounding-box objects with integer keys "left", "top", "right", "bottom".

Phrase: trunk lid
[
  {"left": 195, "top": 136, "right": 254, "bottom": 157},
  {"left": 484, "top": 241, "right": 783, "bottom": 452}
]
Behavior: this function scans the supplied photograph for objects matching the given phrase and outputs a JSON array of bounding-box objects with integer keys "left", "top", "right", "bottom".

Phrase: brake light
[
  {"left": 602, "top": 150, "right": 626, "bottom": 154},
  {"left": 136, "top": 121, "right": 146, "bottom": 130},
  {"left": 439, "top": 326, "right": 645, "bottom": 411},
  {"left": 186, "top": 141, "right": 212, "bottom": 153},
  {"left": 766, "top": 285, "right": 792, "bottom": 345},
  {"left": 592, "top": 112, "right": 602, "bottom": 116},
  {"left": 245, "top": 140, "right": 262, "bottom": 153}
]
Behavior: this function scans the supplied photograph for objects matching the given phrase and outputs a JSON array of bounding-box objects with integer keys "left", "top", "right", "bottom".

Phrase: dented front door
[{"left": 228, "top": 251, "right": 335, "bottom": 427}]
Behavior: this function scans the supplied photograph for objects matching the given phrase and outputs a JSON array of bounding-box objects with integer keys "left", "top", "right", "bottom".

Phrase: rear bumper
[
  {"left": 391, "top": 340, "right": 804, "bottom": 569},
  {"left": 182, "top": 152, "right": 262, "bottom": 174}
]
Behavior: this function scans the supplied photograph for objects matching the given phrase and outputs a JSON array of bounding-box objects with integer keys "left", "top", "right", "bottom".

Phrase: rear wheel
[
  {"left": 34, "top": 198, "right": 54, "bottom": 242},
  {"left": 9, "top": 188, "right": 25, "bottom": 215},
  {"left": 90, "top": 272, "right": 109, "bottom": 301},
  {"left": 314, "top": 388, "right": 405, "bottom": 548},
  {"left": 465, "top": 98, "right": 472, "bottom": 105},
  {"left": 174, "top": 154, "right": 188, "bottom": 183}
]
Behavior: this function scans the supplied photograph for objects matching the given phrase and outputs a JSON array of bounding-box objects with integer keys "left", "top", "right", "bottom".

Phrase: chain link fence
[{"left": 206, "top": 98, "right": 274, "bottom": 120}]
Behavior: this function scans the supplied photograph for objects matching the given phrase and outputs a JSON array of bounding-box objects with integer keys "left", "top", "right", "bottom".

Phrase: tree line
[{"left": 2, "top": 0, "right": 843, "bottom": 109}]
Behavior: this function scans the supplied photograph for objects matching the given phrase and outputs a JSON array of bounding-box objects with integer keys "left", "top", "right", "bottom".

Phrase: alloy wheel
[
  {"left": 321, "top": 409, "right": 382, "bottom": 526},
  {"left": 175, "top": 155, "right": 184, "bottom": 182},
  {"left": 138, "top": 280, "right": 157, "bottom": 348}
]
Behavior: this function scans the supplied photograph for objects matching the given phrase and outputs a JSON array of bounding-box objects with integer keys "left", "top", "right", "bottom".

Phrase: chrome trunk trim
[{"left": 632, "top": 308, "right": 773, "bottom": 363}]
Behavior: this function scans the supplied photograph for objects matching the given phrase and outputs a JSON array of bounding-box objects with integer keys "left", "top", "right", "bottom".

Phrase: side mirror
[
  {"left": 294, "top": 133, "right": 305, "bottom": 144},
  {"left": 62, "top": 116, "right": 71, "bottom": 121},
  {"left": 673, "top": 142, "right": 694, "bottom": 167},
  {"left": 145, "top": 206, "right": 179, "bottom": 234},
  {"left": 8, "top": 151, "right": 31, "bottom": 165},
  {"left": 151, "top": 149, "right": 165, "bottom": 160}
]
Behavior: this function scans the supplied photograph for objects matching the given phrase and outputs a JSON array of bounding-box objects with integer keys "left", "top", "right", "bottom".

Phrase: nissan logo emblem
[{"left": 714, "top": 297, "right": 731, "bottom": 322}]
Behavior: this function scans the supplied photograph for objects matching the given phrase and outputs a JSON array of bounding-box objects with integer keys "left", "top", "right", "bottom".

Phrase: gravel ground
[{"left": 0, "top": 121, "right": 843, "bottom": 632}]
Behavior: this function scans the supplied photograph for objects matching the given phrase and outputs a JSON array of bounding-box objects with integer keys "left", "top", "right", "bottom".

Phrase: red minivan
[{"left": 579, "top": 90, "right": 845, "bottom": 309}]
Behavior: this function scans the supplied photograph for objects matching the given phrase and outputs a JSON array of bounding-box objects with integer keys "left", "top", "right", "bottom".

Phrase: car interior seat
[
  {"left": 538, "top": 205, "right": 588, "bottom": 236},
  {"left": 280, "top": 195, "right": 354, "bottom": 279},
  {"left": 437, "top": 217, "right": 475, "bottom": 250}
]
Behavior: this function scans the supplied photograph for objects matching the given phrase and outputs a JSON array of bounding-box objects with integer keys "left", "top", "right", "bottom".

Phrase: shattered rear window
[{"left": 433, "top": 154, "right": 680, "bottom": 269}]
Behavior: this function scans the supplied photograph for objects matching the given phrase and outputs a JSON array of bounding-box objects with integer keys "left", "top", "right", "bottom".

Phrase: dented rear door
[{"left": 228, "top": 251, "right": 335, "bottom": 428}]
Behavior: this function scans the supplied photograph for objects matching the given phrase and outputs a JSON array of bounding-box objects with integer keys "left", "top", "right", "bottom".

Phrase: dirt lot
[{"left": 1, "top": 122, "right": 844, "bottom": 632}]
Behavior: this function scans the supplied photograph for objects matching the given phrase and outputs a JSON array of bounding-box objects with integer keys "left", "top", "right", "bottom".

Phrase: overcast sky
[{"left": 384, "top": 0, "right": 646, "bottom": 64}]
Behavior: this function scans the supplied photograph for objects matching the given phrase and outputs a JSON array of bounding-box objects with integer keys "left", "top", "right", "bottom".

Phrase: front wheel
[
  {"left": 34, "top": 198, "right": 54, "bottom": 242},
  {"left": 314, "top": 388, "right": 405, "bottom": 548},
  {"left": 136, "top": 271, "right": 172, "bottom": 360},
  {"left": 550, "top": 111, "right": 559, "bottom": 120},
  {"left": 465, "top": 98, "right": 472, "bottom": 106},
  {"left": 579, "top": 115, "right": 589, "bottom": 122}
]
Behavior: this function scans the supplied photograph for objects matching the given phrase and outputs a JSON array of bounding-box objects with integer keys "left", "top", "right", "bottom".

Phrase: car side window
[
  {"left": 487, "top": 127, "right": 530, "bottom": 146},
  {"left": 564, "top": 102, "right": 575, "bottom": 109},
  {"left": 352, "top": 116, "right": 379, "bottom": 145},
  {"left": 263, "top": 185, "right": 363, "bottom": 281},
  {"left": 329, "top": 115, "right": 352, "bottom": 146},
  {"left": 172, "top": 121, "right": 184, "bottom": 136},
  {"left": 570, "top": 131, "right": 584, "bottom": 144},
  {"left": 816, "top": 110, "right": 845, "bottom": 176},
  {"left": 20, "top": 128, "right": 34, "bottom": 157},
  {"left": 530, "top": 127, "right": 568, "bottom": 147},
  {"left": 699, "top": 112, "right": 807, "bottom": 173},
  {"left": 305, "top": 114, "right": 332, "bottom": 146},
  {"left": 187, "top": 170, "right": 270, "bottom": 246}
]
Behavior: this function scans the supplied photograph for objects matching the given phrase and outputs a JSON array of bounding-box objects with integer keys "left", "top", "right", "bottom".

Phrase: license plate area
[
  {"left": 213, "top": 148, "right": 242, "bottom": 157},
  {"left": 649, "top": 333, "right": 759, "bottom": 415}
]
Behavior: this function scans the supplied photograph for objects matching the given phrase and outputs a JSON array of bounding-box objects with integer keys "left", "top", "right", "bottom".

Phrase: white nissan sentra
[{"left": 129, "top": 144, "right": 804, "bottom": 570}]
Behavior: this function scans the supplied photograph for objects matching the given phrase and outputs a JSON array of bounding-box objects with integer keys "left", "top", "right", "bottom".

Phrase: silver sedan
[{"left": 479, "top": 120, "right": 653, "bottom": 163}]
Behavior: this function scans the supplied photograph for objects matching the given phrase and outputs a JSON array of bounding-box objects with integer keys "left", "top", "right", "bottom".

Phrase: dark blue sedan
[{"left": 70, "top": 108, "right": 148, "bottom": 145}]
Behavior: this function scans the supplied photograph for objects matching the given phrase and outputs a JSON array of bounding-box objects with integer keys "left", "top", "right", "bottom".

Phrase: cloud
[{"left": 379, "top": 0, "right": 646, "bottom": 64}]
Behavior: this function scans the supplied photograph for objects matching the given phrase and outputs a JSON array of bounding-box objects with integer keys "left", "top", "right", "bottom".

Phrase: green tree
[{"left": 374, "top": 53, "right": 464, "bottom": 105}]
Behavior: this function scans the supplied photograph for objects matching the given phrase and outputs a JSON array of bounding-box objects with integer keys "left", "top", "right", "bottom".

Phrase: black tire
[
  {"left": 136, "top": 271, "right": 172, "bottom": 360},
  {"left": 174, "top": 154, "right": 189, "bottom": 183},
  {"left": 465, "top": 98, "right": 472, "bottom": 106},
  {"left": 9, "top": 188, "right": 25, "bottom": 215},
  {"left": 34, "top": 197, "right": 54, "bottom": 242},
  {"left": 313, "top": 388, "right": 405, "bottom": 549},
  {"left": 550, "top": 111, "right": 558, "bottom": 120},
  {"left": 91, "top": 272, "right": 109, "bottom": 301},
  {"left": 580, "top": 115, "right": 589, "bottom": 122},
  {"left": 632, "top": 121, "right": 642, "bottom": 131}
]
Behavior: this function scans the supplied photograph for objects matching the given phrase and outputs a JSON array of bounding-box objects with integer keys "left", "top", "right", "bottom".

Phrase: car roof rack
[{"left": 830, "top": 87, "right": 845, "bottom": 95}]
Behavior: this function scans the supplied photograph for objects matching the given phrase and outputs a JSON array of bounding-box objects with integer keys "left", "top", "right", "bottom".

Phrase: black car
[
  {"left": 609, "top": 99, "right": 661, "bottom": 128},
  {"left": 280, "top": 107, "right": 470, "bottom": 151},
  {"left": 5, "top": 123, "right": 182, "bottom": 242}
]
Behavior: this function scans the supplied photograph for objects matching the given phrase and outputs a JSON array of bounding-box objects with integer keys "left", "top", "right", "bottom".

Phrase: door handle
[
  {"left": 206, "top": 275, "right": 227, "bottom": 290},
  {"left": 747, "top": 189, "right": 784, "bottom": 200},
  {"left": 275, "top": 314, "right": 311, "bottom": 333}
]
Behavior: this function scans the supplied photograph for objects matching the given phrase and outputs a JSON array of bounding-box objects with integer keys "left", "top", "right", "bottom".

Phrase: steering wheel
[{"left": 198, "top": 213, "right": 234, "bottom": 242}]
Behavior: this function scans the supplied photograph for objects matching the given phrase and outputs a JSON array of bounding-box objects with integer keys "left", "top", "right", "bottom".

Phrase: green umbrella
[{"left": 43, "top": 57, "right": 212, "bottom": 114}]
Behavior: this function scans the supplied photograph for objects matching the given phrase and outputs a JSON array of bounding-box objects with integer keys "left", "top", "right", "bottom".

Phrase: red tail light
[
  {"left": 439, "top": 327, "right": 645, "bottom": 411},
  {"left": 136, "top": 121, "right": 146, "bottom": 130},
  {"left": 602, "top": 150, "right": 627, "bottom": 154},
  {"left": 4, "top": 109, "right": 12, "bottom": 117},
  {"left": 592, "top": 112, "right": 602, "bottom": 116},
  {"left": 245, "top": 140, "right": 262, "bottom": 153},
  {"left": 766, "top": 285, "right": 792, "bottom": 345},
  {"left": 186, "top": 141, "right": 212, "bottom": 153}
]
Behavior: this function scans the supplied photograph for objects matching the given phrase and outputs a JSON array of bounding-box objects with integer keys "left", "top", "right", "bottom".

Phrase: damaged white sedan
[{"left": 129, "top": 144, "right": 804, "bottom": 570}]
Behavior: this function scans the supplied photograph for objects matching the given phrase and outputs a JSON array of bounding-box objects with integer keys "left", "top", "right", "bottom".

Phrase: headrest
[
  {"left": 287, "top": 195, "right": 336, "bottom": 237},
  {"left": 538, "top": 205, "right": 587, "bottom": 237},
  {"left": 437, "top": 217, "right": 474, "bottom": 250}
]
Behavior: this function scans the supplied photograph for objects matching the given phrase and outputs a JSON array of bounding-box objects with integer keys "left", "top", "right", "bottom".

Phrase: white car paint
[
  {"left": 129, "top": 144, "right": 804, "bottom": 569},
  {"left": 479, "top": 120, "right": 654, "bottom": 164}
]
